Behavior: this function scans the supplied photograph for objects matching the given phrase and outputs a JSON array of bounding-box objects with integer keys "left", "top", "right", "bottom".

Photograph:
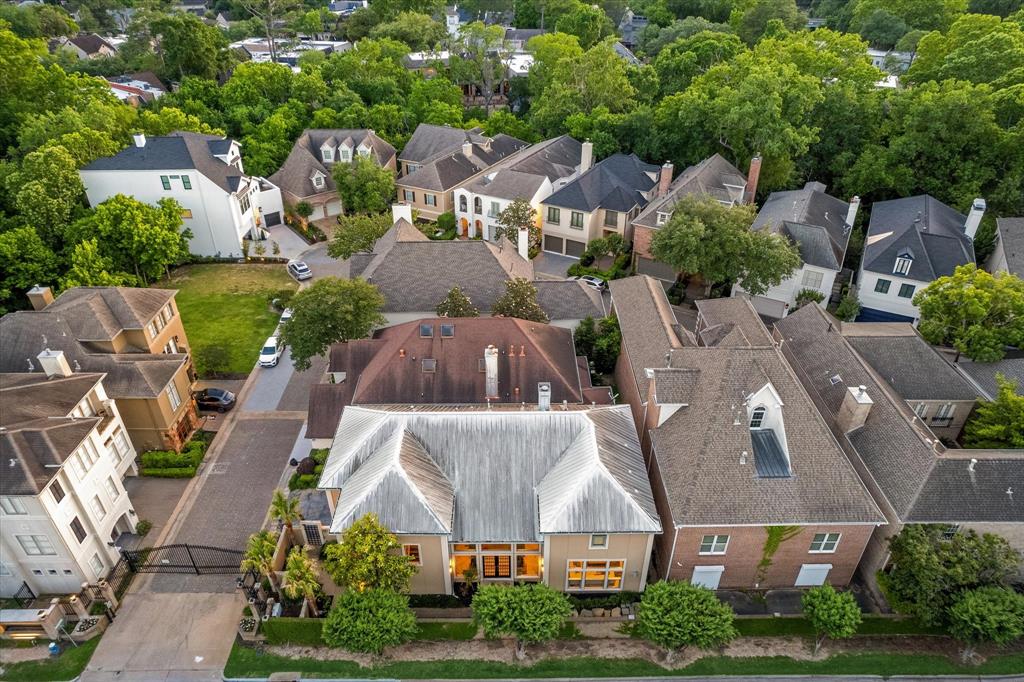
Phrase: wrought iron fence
[{"left": 120, "top": 543, "right": 245, "bottom": 575}]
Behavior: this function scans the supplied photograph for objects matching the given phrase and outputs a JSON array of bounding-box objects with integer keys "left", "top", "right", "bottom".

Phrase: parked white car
[
  {"left": 259, "top": 336, "right": 284, "bottom": 367},
  {"left": 570, "top": 275, "right": 608, "bottom": 291}
]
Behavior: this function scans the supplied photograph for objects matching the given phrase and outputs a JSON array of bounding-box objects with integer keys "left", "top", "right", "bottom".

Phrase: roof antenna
[{"left": 26, "top": 358, "right": 35, "bottom": 371}]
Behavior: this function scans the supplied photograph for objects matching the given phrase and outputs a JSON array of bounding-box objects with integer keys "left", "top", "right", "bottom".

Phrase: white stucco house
[
  {"left": 857, "top": 195, "right": 981, "bottom": 323},
  {"left": 1, "top": 355, "right": 138, "bottom": 597},
  {"left": 80, "top": 132, "right": 284, "bottom": 258},
  {"left": 733, "top": 182, "right": 858, "bottom": 319}
]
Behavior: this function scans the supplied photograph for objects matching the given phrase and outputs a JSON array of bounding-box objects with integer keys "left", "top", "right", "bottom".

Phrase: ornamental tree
[
  {"left": 282, "top": 547, "right": 323, "bottom": 617},
  {"left": 491, "top": 278, "right": 549, "bottom": 323},
  {"left": 948, "top": 586, "right": 1024, "bottom": 660},
  {"left": 635, "top": 581, "right": 738, "bottom": 663},
  {"left": 280, "top": 277, "right": 386, "bottom": 371},
  {"left": 494, "top": 198, "right": 540, "bottom": 257},
  {"left": 322, "top": 513, "right": 416, "bottom": 592},
  {"left": 436, "top": 286, "right": 480, "bottom": 317},
  {"left": 914, "top": 264, "right": 1024, "bottom": 362},
  {"left": 333, "top": 155, "right": 397, "bottom": 215},
  {"left": 0, "top": 226, "right": 58, "bottom": 313},
  {"left": 964, "top": 376, "right": 1024, "bottom": 449},
  {"left": 240, "top": 530, "right": 280, "bottom": 594},
  {"left": 801, "top": 585, "right": 862, "bottom": 654},
  {"left": 322, "top": 588, "right": 418, "bottom": 653},
  {"left": 328, "top": 213, "right": 392, "bottom": 260},
  {"left": 472, "top": 583, "right": 572, "bottom": 659}
]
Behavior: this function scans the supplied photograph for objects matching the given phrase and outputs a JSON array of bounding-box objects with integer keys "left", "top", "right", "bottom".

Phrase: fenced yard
[{"left": 155, "top": 264, "right": 297, "bottom": 377}]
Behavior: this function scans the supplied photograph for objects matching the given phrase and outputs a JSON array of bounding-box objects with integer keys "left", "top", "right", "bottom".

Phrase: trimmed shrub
[
  {"left": 322, "top": 589, "right": 418, "bottom": 654},
  {"left": 141, "top": 467, "right": 196, "bottom": 478},
  {"left": 288, "top": 473, "right": 319, "bottom": 490},
  {"left": 568, "top": 591, "right": 641, "bottom": 611},
  {"left": 635, "top": 581, "right": 737, "bottom": 661},
  {"left": 262, "top": 617, "right": 325, "bottom": 646},
  {"left": 296, "top": 457, "right": 316, "bottom": 475},
  {"left": 135, "top": 519, "right": 153, "bottom": 536},
  {"left": 311, "top": 448, "right": 329, "bottom": 465},
  {"left": 408, "top": 593, "right": 466, "bottom": 608}
]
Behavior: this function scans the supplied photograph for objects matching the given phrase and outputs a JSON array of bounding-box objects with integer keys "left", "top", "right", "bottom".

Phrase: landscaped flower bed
[{"left": 70, "top": 615, "right": 108, "bottom": 641}]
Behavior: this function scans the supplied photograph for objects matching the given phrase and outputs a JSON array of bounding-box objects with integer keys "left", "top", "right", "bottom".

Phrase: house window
[
  {"left": 340, "top": 148, "right": 351, "bottom": 162},
  {"left": 894, "top": 255, "right": 912, "bottom": 275},
  {"left": 473, "top": 197, "right": 482, "bottom": 214},
  {"left": 147, "top": 322, "right": 158, "bottom": 338},
  {"left": 809, "top": 532, "right": 841, "bottom": 553},
  {"left": 570, "top": 211, "right": 584, "bottom": 229},
  {"left": 749, "top": 406, "right": 766, "bottom": 429},
  {"left": 181, "top": 209, "right": 193, "bottom": 219},
  {"left": 166, "top": 382, "right": 182, "bottom": 411},
  {"left": 70, "top": 517, "right": 87, "bottom": 543},
  {"left": 488, "top": 201, "right": 500, "bottom": 218},
  {"left": 547, "top": 207, "right": 560, "bottom": 224},
  {"left": 112, "top": 429, "right": 130, "bottom": 461},
  {"left": 32, "top": 569, "right": 43, "bottom": 575},
  {"left": 181, "top": 176, "right": 192, "bottom": 190},
  {"left": 914, "top": 402, "right": 928, "bottom": 419},
  {"left": 932, "top": 403, "right": 956, "bottom": 425},
  {"left": 18, "top": 534, "right": 56, "bottom": 556},
  {"left": 440, "top": 323, "right": 455, "bottom": 338},
  {"left": 63, "top": 569, "right": 73, "bottom": 575},
  {"left": 604, "top": 210, "right": 618, "bottom": 227},
  {"left": 898, "top": 283, "right": 916, "bottom": 299},
  {"left": 90, "top": 495, "right": 106, "bottom": 521},
  {"left": 404, "top": 190, "right": 415, "bottom": 202},
  {"left": 589, "top": 534, "right": 608, "bottom": 549},
  {"left": 565, "top": 559, "right": 624, "bottom": 590},
  {"left": 656, "top": 211, "right": 671, "bottom": 225},
  {"left": 699, "top": 535, "right": 729, "bottom": 555},
  {"left": 358, "top": 147, "right": 369, "bottom": 157},
  {"left": 419, "top": 323, "right": 433, "bottom": 338},
  {"left": 942, "top": 525, "right": 960, "bottom": 539},
  {"left": 312, "top": 174, "right": 325, "bottom": 190},
  {"left": 105, "top": 476, "right": 120, "bottom": 500},
  {"left": 239, "top": 192, "right": 251, "bottom": 214},
  {"left": 89, "top": 553, "right": 104, "bottom": 576},
  {"left": 426, "top": 194, "right": 437, "bottom": 207},
  {"left": 422, "top": 358, "right": 437, "bottom": 373},
  {"left": 322, "top": 147, "right": 334, "bottom": 162},
  {"left": 51, "top": 481, "right": 65, "bottom": 504},
  {"left": 1, "top": 497, "right": 28, "bottom": 515},
  {"left": 874, "top": 278, "right": 891, "bottom": 294},
  {"left": 402, "top": 544, "right": 421, "bottom": 565},
  {"left": 74, "top": 440, "right": 100, "bottom": 479},
  {"left": 459, "top": 195, "right": 468, "bottom": 212},
  {"left": 801, "top": 270, "right": 824, "bottom": 290},
  {"left": 160, "top": 176, "right": 171, "bottom": 190}
]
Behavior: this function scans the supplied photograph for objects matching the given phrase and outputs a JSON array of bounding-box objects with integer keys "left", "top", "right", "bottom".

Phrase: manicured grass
[
  {"left": 415, "top": 622, "right": 478, "bottom": 640},
  {"left": 223, "top": 643, "right": 1024, "bottom": 679},
  {"left": 0, "top": 637, "right": 100, "bottom": 681},
  {"left": 156, "top": 264, "right": 296, "bottom": 376},
  {"left": 734, "top": 615, "right": 944, "bottom": 637},
  {"left": 261, "top": 617, "right": 323, "bottom": 646}
]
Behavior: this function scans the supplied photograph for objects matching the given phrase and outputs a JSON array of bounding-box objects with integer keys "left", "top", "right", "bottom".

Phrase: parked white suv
[{"left": 258, "top": 336, "right": 284, "bottom": 367}]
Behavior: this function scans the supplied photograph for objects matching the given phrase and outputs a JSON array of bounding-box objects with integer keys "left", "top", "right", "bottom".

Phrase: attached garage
[
  {"left": 325, "top": 199, "right": 342, "bottom": 217},
  {"left": 564, "top": 239, "right": 586, "bottom": 258},
  {"left": 264, "top": 211, "right": 282, "bottom": 227},
  {"left": 542, "top": 234, "right": 586, "bottom": 259},
  {"left": 543, "top": 235, "right": 564, "bottom": 255}
]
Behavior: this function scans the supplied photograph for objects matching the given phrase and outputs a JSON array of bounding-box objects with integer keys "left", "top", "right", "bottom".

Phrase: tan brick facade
[{"left": 633, "top": 225, "right": 654, "bottom": 260}]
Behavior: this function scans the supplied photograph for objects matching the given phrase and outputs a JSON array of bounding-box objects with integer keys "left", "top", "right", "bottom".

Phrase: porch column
[{"left": 97, "top": 579, "right": 119, "bottom": 610}]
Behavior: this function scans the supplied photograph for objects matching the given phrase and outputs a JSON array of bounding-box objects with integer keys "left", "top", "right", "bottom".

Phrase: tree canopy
[
  {"left": 963, "top": 375, "right": 1024, "bottom": 448},
  {"left": 328, "top": 213, "right": 393, "bottom": 260},
  {"left": 321, "top": 513, "right": 417, "bottom": 592},
  {"left": 635, "top": 581, "right": 738, "bottom": 661},
  {"left": 436, "top": 286, "right": 481, "bottom": 317},
  {"left": 472, "top": 584, "right": 573, "bottom": 659},
  {"left": 801, "top": 585, "right": 862, "bottom": 654},
  {"left": 491, "top": 278, "right": 550, "bottom": 323},
  {"left": 322, "top": 588, "right": 418, "bottom": 653}
]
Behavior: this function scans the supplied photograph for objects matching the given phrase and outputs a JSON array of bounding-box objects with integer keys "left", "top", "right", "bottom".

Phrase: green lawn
[
  {"left": 416, "top": 622, "right": 478, "bottom": 641},
  {"left": 0, "top": 637, "right": 100, "bottom": 681},
  {"left": 223, "top": 643, "right": 1024, "bottom": 679},
  {"left": 156, "top": 264, "right": 297, "bottom": 377}
]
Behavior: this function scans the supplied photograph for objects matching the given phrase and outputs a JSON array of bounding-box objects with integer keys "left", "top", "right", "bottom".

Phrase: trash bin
[{"left": 48, "top": 641, "right": 60, "bottom": 657}]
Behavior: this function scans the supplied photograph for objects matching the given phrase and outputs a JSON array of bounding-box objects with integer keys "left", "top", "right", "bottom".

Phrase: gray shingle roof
[
  {"left": 399, "top": 124, "right": 487, "bottom": 164},
  {"left": 863, "top": 195, "right": 975, "bottom": 281},
  {"left": 842, "top": 327, "right": 980, "bottom": 401},
  {"left": 955, "top": 353, "right": 1024, "bottom": 401},
  {"left": 544, "top": 154, "right": 658, "bottom": 213},
  {"left": 752, "top": 182, "right": 852, "bottom": 273},
  {"left": 907, "top": 456, "right": 1024, "bottom": 523},
  {"left": 320, "top": 406, "right": 660, "bottom": 539},
  {"left": 696, "top": 297, "right": 774, "bottom": 347},
  {"left": 995, "top": 217, "right": 1024, "bottom": 277},
  {"left": 400, "top": 135, "right": 528, "bottom": 192},
  {"left": 465, "top": 169, "right": 545, "bottom": 200},
  {"left": 268, "top": 129, "right": 396, "bottom": 200},
  {"left": 45, "top": 287, "right": 175, "bottom": 339},
  {"left": 632, "top": 154, "right": 747, "bottom": 231}
]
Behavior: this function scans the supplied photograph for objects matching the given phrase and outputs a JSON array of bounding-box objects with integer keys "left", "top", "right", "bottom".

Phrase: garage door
[
  {"left": 795, "top": 563, "right": 832, "bottom": 587},
  {"left": 325, "top": 200, "right": 342, "bottom": 217},
  {"left": 749, "top": 295, "right": 787, "bottom": 320},
  {"left": 690, "top": 565, "right": 724, "bottom": 590},
  {"left": 565, "top": 239, "right": 586, "bottom": 258},
  {"left": 544, "top": 235, "right": 564, "bottom": 254},
  {"left": 309, "top": 203, "right": 326, "bottom": 221},
  {"left": 264, "top": 211, "right": 281, "bottom": 227}
]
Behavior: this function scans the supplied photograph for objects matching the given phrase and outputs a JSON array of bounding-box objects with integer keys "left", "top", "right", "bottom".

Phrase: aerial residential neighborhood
[{"left": 1, "top": 0, "right": 1024, "bottom": 680}]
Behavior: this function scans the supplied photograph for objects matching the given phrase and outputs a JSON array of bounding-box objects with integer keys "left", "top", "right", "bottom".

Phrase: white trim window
[
  {"left": 321, "top": 147, "right": 334, "bottom": 163},
  {"left": 89, "top": 553, "right": 104, "bottom": 576},
  {"left": 809, "top": 532, "right": 841, "bottom": 553},
  {"left": 74, "top": 440, "right": 101, "bottom": 479},
  {"left": 588, "top": 534, "right": 608, "bottom": 549},
  {"left": 90, "top": 495, "right": 106, "bottom": 520},
  {"left": 932, "top": 403, "right": 956, "bottom": 425},
  {"left": 147, "top": 321, "right": 159, "bottom": 338},
  {"left": 656, "top": 211, "right": 671, "bottom": 226},
  {"left": 749, "top": 406, "right": 766, "bottom": 429},
  {"left": 166, "top": 382, "right": 182, "bottom": 411},
  {"left": 402, "top": 544, "right": 421, "bottom": 565},
  {"left": 699, "top": 534, "right": 730, "bottom": 555},
  {"left": 894, "top": 255, "right": 912, "bottom": 275},
  {"left": 239, "top": 192, "right": 251, "bottom": 214},
  {"left": 17, "top": 534, "right": 56, "bottom": 556},
  {"left": 1, "top": 497, "right": 28, "bottom": 515},
  {"left": 566, "top": 559, "right": 625, "bottom": 590},
  {"left": 340, "top": 148, "right": 351, "bottom": 162},
  {"left": 105, "top": 476, "right": 121, "bottom": 501},
  {"left": 801, "top": 269, "right": 824, "bottom": 290},
  {"left": 913, "top": 402, "right": 928, "bottom": 419},
  {"left": 312, "top": 173, "right": 325, "bottom": 190}
]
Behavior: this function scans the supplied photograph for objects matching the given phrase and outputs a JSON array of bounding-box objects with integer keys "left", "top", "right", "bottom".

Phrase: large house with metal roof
[
  {"left": 610, "top": 276, "right": 885, "bottom": 589},
  {"left": 1, "top": 369, "right": 138, "bottom": 597},
  {"left": 80, "top": 131, "right": 284, "bottom": 257},
  {"left": 856, "top": 195, "right": 982, "bottom": 322},
  {"left": 732, "top": 181, "right": 858, "bottom": 319},
  {"left": 317, "top": 404, "right": 661, "bottom": 594},
  {"left": 268, "top": 129, "right": 396, "bottom": 221}
]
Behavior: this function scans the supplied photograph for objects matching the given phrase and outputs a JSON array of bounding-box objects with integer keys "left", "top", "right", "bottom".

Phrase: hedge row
[
  {"left": 262, "top": 617, "right": 324, "bottom": 646},
  {"left": 140, "top": 439, "right": 209, "bottom": 477},
  {"left": 140, "top": 467, "right": 196, "bottom": 478}
]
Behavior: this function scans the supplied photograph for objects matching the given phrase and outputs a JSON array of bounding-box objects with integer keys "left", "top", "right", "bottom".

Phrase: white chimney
[
  {"left": 537, "top": 382, "right": 551, "bottom": 411},
  {"left": 580, "top": 141, "right": 593, "bottom": 173},
  {"left": 484, "top": 345, "right": 499, "bottom": 398},
  {"left": 462, "top": 141, "right": 473, "bottom": 158},
  {"left": 846, "top": 196, "right": 860, "bottom": 228},
  {"left": 391, "top": 203, "right": 413, "bottom": 224},
  {"left": 37, "top": 349, "right": 73, "bottom": 378},
  {"left": 517, "top": 227, "right": 530, "bottom": 261},
  {"left": 964, "top": 198, "right": 986, "bottom": 241},
  {"left": 836, "top": 385, "right": 873, "bottom": 433},
  {"left": 132, "top": 133, "right": 146, "bottom": 148}
]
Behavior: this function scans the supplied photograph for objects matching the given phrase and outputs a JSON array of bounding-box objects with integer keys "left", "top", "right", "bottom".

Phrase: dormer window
[
  {"left": 745, "top": 383, "right": 791, "bottom": 478},
  {"left": 894, "top": 252, "right": 913, "bottom": 276},
  {"left": 311, "top": 172, "right": 325, "bottom": 190},
  {"left": 656, "top": 211, "right": 671, "bottom": 226},
  {"left": 749, "top": 406, "right": 766, "bottom": 429},
  {"left": 322, "top": 146, "right": 334, "bottom": 163},
  {"left": 358, "top": 146, "right": 370, "bottom": 157},
  {"left": 340, "top": 148, "right": 351, "bottom": 162}
]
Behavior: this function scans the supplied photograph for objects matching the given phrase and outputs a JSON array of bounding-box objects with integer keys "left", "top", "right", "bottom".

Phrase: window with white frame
[
  {"left": 105, "top": 476, "right": 120, "bottom": 500},
  {"left": 801, "top": 270, "right": 824, "bottom": 290},
  {"left": 162, "top": 303, "right": 174, "bottom": 324},
  {"left": 656, "top": 211, "right": 671, "bottom": 225},
  {"left": 113, "top": 429, "right": 130, "bottom": 461},
  {"left": 90, "top": 495, "right": 106, "bottom": 520},
  {"left": 358, "top": 147, "right": 369, "bottom": 157},
  {"left": 402, "top": 544, "right": 421, "bottom": 565},
  {"left": 312, "top": 173, "right": 325, "bottom": 190},
  {"left": 488, "top": 201, "right": 500, "bottom": 217},
  {"left": 239, "top": 192, "right": 251, "bottom": 214},
  {"left": 1, "top": 497, "right": 28, "bottom": 515},
  {"left": 74, "top": 397, "right": 96, "bottom": 417},
  {"left": 89, "top": 553, "right": 104, "bottom": 576},
  {"left": 589, "top": 534, "right": 608, "bottom": 549},
  {"left": 340, "top": 148, "right": 351, "bottom": 162},
  {"left": 166, "top": 382, "right": 181, "bottom": 410},
  {"left": 459, "top": 195, "right": 468, "bottom": 212},
  {"left": 322, "top": 147, "right": 334, "bottom": 163},
  {"left": 749, "top": 406, "right": 766, "bottom": 429},
  {"left": 147, "top": 321, "right": 158, "bottom": 338},
  {"left": 565, "top": 559, "right": 624, "bottom": 590},
  {"left": 699, "top": 535, "right": 729, "bottom": 555},
  {"left": 17, "top": 534, "right": 56, "bottom": 556},
  {"left": 74, "top": 440, "right": 100, "bottom": 479},
  {"left": 894, "top": 255, "right": 913, "bottom": 275},
  {"left": 914, "top": 403, "right": 928, "bottom": 419},
  {"left": 932, "top": 403, "right": 956, "bottom": 424},
  {"left": 809, "top": 532, "right": 841, "bottom": 553}
]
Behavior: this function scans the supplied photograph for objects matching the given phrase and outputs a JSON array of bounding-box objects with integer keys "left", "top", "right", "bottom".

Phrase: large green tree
[
  {"left": 732, "top": 0, "right": 805, "bottom": 45},
  {"left": 635, "top": 581, "right": 738, "bottom": 663},
  {"left": 450, "top": 22, "right": 510, "bottom": 114},
  {"left": 151, "top": 13, "right": 231, "bottom": 81},
  {"left": 472, "top": 584, "right": 572, "bottom": 659},
  {"left": 369, "top": 11, "right": 448, "bottom": 50},
  {"left": 653, "top": 30, "right": 746, "bottom": 96},
  {"left": 850, "top": 0, "right": 968, "bottom": 33},
  {"left": 322, "top": 589, "right": 418, "bottom": 653},
  {"left": 964, "top": 376, "right": 1024, "bottom": 448},
  {"left": 650, "top": 196, "right": 800, "bottom": 295},
  {"left": 491, "top": 278, "right": 550, "bottom": 323},
  {"left": 60, "top": 238, "right": 137, "bottom": 289},
  {"left": 555, "top": 4, "right": 616, "bottom": 48},
  {"left": 907, "top": 14, "right": 1024, "bottom": 86},
  {"left": 7, "top": 145, "right": 84, "bottom": 245},
  {"left": 321, "top": 513, "right": 416, "bottom": 592},
  {"left": 801, "top": 585, "right": 862, "bottom": 654},
  {"left": 913, "top": 265, "right": 1024, "bottom": 362},
  {"left": 332, "top": 156, "right": 397, "bottom": 215},
  {"left": 328, "top": 213, "right": 393, "bottom": 260},
  {"left": 948, "top": 587, "right": 1024, "bottom": 660},
  {"left": 0, "top": 226, "right": 59, "bottom": 313},
  {"left": 279, "top": 277, "right": 386, "bottom": 370}
]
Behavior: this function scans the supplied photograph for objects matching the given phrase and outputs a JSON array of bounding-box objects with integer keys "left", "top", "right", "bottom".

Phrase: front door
[
  {"left": 690, "top": 565, "right": 724, "bottom": 589},
  {"left": 795, "top": 563, "right": 832, "bottom": 586}
]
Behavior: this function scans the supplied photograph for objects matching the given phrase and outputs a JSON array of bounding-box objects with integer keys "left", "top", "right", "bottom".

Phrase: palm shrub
[
  {"left": 283, "top": 547, "right": 323, "bottom": 617},
  {"left": 801, "top": 584, "right": 862, "bottom": 654},
  {"left": 270, "top": 488, "right": 302, "bottom": 539},
  {"left": 635, "top": 581, "right": 738, "bottom": 663},
  {"left": 472, "top": 583, "right": 572, "bottom": 659},
  {"left": 241, "top": 530, "right": 280, "bottom": 595},
  {"left": 322, "top": 588, "right": 417, "bottom": 654}
]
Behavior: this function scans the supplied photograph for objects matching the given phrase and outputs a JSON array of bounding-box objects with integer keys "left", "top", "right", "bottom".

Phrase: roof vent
[
  {"left": 538, "top": 382, "right": 551, "bottom": 411},
  {"left": 968, "top": 458, "right": 978, "bottom": 472}
]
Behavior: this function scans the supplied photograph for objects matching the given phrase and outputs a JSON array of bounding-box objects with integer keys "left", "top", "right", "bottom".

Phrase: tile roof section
[
  {"left": 268, "top": 129, "right": 396, "bottom": 200},
  {"left": 544, "top": 154, "right": 658, "bottom": 213},
  {"left": 752, "top": 182, "right": 852, "bottom": 273},
  {"left": 633, "top": 154, "right": 747, "bottom": 230}
]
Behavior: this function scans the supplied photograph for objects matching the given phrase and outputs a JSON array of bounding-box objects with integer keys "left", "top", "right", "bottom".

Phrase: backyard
[{"left": 155, "top": 264, "right": 297, "bottom": 377}]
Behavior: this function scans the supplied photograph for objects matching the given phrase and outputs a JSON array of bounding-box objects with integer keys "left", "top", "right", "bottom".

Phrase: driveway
[
  {"left": 301, "top": 240, "right": 349, "bottom": 281},
  {"left": 533, "top": 251, "right": 577, "bottom": 279},
  {"left": 264, "top": 224, "right": 311, "bottom": 260}
]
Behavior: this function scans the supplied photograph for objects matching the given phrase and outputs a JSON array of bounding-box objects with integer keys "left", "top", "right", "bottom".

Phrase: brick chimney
[
  {"left": 484, "top": 345, "right": 499, "bottom": 398},
  {"left": 38, "top": 349, "right": 73, "bottom": 378},
  {"left": 836, "top": 385, "right": 873, "bottom": 433},
  {"left": 580, "top": 141, "right": 593, "bottom": 173},
  {"left": 658, "top": 162, "right": 673, "bottom": 197},
  {"left": 27, "top": 285, "right": 54, "bottom": 311},
  {"left": 744, "top": 154, "right": 762, "bottom": 205},
  {"left": 964, "top": 198, "right": 986, "bottom": 240},
  {"left": 462, "top": 141, "right": 473, "bottom": 158}
]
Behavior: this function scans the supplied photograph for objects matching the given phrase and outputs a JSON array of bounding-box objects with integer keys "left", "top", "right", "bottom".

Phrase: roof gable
[{"left": 863, "top": 195, "right": 974, "bottom": 281}]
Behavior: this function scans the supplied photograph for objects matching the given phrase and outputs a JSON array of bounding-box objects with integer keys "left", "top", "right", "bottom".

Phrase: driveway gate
[{"left": 120, "top": 544, "right": 244, "bottom": 575}]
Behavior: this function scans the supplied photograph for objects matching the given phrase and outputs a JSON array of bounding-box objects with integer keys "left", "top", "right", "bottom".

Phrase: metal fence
[{"left": 121, "top": 543, "right": 245, "bottom": 575}]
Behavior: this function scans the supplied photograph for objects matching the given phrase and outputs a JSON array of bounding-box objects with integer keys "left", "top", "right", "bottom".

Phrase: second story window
[
  {"left": 604, "top": 210, "right": 618, "bottom": 227},
  {"left": 656, "top": 211, "right": 671, "bottom": 225},
  {"left": 70, "top": 517, "right": 87, "bottom": 544},
  {"left": 404, "top": 190, "right": 415, "bottom": 202},
  {"left": 239, "top": 192, "right": 251, "bottom": 214},
  {"left": 547, "top": 207, "right": 560, "bottom": 224},
  {"left": 898, "top": 283, "right": 916, "bottom": 299},
  {"left": 809, "top": 532, "right": 841, "bottom": 553},
  {"left": 874, "top": 278, "right": 891, "bottom": 294},
  {"left": 802, "top": 270, "right": 823, "bottom": 290},
  {"left": 488, "top": 201, "right": 500, "bottom": 218},
  {"left": 894, "top": 254, "right": 912, "bottom": 275},
  {"left": 322, "top": 147, "right": 334, "bottom": 163},
  {"left": 1, "top": 497, "right": 28, "bottom": 515},
  {"left": 459, "top": 195, "right": 467, "bottom": 212},
  {"left": 17, "top": 534, "right": 56, "bottom": 556},
  {"left": 570, "top": 211, "right": 584, "bottom": 229},
  {"left": 473, "top": 197, "right": 482, "bottom": 214},
  {"left": 181, "top": 176, "right": 192, "bottom": 190},
  {"left": 50, "top": 481, "right": 65, "bottom": 504},
  {"left": 105, "top": 476, "right": 121, "bottom": 500},
  {"left": 699, "top": 534, "right": 729, "bottom": 555},
  {"left": 160, "top": 175, "right": 171, "bottom": 190},
  {"left": 933, "top": 402, "right": 956, "bottom": 425},
  {"left": 166, "top": 382, "right": 182, "bottom": 411},
  {"left": 90, "top": 495, "right": 106, "bottom": 520},
  {"left": 749, "top": 406, "right": 766, "bottom": 428},
  {"left": 426, "top": 194, "right": 437, "bottom": 207}
]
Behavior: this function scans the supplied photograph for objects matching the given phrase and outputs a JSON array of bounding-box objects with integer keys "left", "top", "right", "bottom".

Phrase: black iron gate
[{"left": 120, "top": 544, "right": 244, "bottom": 575}]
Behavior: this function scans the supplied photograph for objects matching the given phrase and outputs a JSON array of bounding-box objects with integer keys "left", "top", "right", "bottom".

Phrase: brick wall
[
  {"left": 668, "top": 524, "right": 875, "bottom": 589},
  {"left": 633, "top": 225, "right": 654, "bottom": 259}
]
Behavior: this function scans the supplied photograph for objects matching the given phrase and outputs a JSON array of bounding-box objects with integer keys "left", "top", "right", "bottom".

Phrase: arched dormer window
[{"left": 749, "top": 406, "right": 766, "bottom": 429}]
